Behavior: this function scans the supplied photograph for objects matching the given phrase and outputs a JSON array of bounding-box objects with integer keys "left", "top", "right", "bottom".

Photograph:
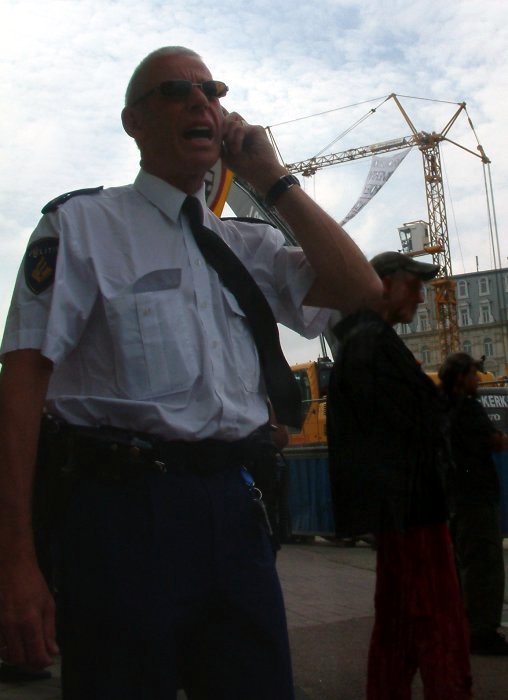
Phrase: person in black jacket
[
  {"left": 327, "top": 252, "right": 472, "bottom": 700},
  {"left": 439, "top": 352, "right": 508, "bottom": 654}
]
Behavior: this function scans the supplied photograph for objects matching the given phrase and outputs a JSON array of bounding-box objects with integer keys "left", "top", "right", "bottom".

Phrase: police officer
[{"left": 0, "top": 46, "right": 382, "bottom": 700}]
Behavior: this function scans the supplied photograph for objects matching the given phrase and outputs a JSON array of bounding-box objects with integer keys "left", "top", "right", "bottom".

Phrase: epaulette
[
  {"left": 220, "top": 216, "right": 276, "bottom": 228},
  {"left": 42, "top": 186, "right": 104, "bottom": 214}
]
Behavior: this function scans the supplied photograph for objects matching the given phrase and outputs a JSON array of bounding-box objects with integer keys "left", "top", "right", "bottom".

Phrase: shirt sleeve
[
  {"left": 0, "top": 208, "right": 98, "bottom": 365},
  {"left": 215, "top": 217, "right": 331, "bottom": 339}
]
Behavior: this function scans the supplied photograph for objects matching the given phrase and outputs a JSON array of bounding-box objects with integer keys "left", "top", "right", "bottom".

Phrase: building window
[
  {"left": 417, "top": 311, "right": 429, "bottom": 332},
  {"left": 483, "top": 337, "right": 494, "bottom": 357},
  {"left": 479, "top": 301, "right": 493, "bottom": 324},
  {"left": 458, "top": 304, "right": 472, "bottom": 327},
  {"left": 457, "top": 280, "right": 468, "bottom": 298},
  {"left": 293, "top": 369, "right": 312, "bottom": 404},
  {"left": 462, "top": 340, "right": 472, "bottom": 355},
  {"left": 504, "top": 273, "right": 508, "bottom": 294},
  {"left": 478, "top": 276, "right": 490, "bottom": 296},
  {"left": 290, "top": 369, "right": 312, "bottom": 431},
  {"left": 398, "top": 323, "right": 411, "bottom": 335},
  {"left": 421, "top": 346, "right": 431, "bottom": 365}
]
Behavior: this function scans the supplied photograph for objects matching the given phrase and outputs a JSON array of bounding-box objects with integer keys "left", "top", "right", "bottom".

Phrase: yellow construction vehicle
[
  {"left": 284, "top": 358, "right": 508, "bottom": 539},
  {"left": 288, "top": 357, "right": 333, "bottom": 447}
]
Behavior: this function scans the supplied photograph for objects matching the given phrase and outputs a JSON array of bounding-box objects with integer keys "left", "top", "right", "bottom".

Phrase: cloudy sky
[{"left": 1, "top": 0, "right": 507, "bottom": 364}]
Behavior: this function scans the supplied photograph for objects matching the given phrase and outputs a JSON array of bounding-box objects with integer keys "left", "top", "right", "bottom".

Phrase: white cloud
[{"left": 1, "top": 0, "right": 507, "bottom": 366}]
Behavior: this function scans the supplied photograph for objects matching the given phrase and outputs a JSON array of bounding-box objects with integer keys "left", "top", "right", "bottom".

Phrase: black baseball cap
[{"left": 370, "top": 251, "right": 440, "bottom": 281}]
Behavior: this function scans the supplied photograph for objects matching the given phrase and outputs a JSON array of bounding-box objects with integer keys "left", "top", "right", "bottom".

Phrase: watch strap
[{"left": 264, "top": 174, "right": 300, "bottom": 208}]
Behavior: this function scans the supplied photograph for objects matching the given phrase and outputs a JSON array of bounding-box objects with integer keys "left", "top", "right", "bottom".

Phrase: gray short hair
[{"left": 125, "top": 46, "right": 201, "bottom": 106}]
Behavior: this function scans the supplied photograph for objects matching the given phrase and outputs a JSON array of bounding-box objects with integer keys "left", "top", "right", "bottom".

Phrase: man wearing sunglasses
[{"left": 0, "top": 46, "right": 382, "bottom": 699}]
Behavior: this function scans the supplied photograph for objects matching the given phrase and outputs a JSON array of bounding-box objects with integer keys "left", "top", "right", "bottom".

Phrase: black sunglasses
[{"left": 131, "top": 79, "right": 229, "bottom": 106}]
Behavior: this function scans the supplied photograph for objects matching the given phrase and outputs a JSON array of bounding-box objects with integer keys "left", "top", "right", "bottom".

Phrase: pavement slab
[{"left": 2, "top": 538, "right": 507, "bottom": 699}]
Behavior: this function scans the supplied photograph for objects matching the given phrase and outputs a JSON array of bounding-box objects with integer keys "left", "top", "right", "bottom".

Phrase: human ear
[
  {"left": 121, "top": 106, "right": 143, "bottom": 138},
  {"left": 381, "top": 277, "right": 392, "bottom": 297}
]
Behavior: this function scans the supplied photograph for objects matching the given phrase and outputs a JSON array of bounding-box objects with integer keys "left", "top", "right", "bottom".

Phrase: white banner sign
[{"left": 340, "top": 149, "right": 411, "bottom": 226}]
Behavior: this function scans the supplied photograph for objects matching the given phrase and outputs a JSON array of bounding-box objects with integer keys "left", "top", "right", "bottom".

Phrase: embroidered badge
[{"left": 24, "top": 237, "right": 59, "bottom": 294}]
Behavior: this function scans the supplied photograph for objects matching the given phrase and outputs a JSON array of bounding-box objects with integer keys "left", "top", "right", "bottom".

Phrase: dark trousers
[
  {"left": 367, "top": 523, "right": 472, "bottom": 700},
  {"left": 450, "top": 502, "right": 505, "bottom": 637},
  {"left": 54, "top": 467, "right": 294, "bottom": 699}
]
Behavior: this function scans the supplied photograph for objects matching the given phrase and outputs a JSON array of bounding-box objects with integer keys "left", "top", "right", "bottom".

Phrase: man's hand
[
  {"left": 220, "top": 112, "right": 383, "bottom": 312},
  {"left": 0, "top": 350, "right": 56, "bottom": 669},
  {"left": 491, "top": 430, "right": 508, "bottom": 452},
  {"left": 221, "top": 111, "right": 287, "bottom": 195},
  {"left": 0, "top": 557, "right": 58, "bottom": 669}
]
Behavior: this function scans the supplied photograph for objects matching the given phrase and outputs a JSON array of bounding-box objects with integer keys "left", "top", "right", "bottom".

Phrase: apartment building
[{"left": 397, "top": 267, "right": 508, "bottom": 377}]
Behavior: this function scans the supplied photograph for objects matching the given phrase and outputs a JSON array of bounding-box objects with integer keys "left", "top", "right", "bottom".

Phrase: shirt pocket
[
  {"left": 105, "top": 288, "right": 199, "bottom": 399},
  {"left": 222, "top": 289, "right": 260, "bottom": 393}
]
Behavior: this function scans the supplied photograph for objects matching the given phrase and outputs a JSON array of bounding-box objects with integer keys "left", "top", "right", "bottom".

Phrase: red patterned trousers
[{"left": 367, "top": 522, "right": 472, "bottom": 699}]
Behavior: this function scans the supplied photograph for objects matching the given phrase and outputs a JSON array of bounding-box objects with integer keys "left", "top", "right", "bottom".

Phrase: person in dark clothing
[
  {"left": 439, "top": 352, "right": 508, "bottom": 655},
  {"left": 327, "top": 251, "right": 472, "bottom": 700}
]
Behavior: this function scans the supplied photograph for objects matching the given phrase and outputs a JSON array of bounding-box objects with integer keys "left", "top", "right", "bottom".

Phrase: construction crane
[{"left": 267, "top": 94, "right": 491, "bottom": 360}]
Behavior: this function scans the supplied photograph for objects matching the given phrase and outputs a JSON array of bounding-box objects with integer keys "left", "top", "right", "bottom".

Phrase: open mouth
[{"left": 183, "top": 126, "right": 213, "bottom": 140}]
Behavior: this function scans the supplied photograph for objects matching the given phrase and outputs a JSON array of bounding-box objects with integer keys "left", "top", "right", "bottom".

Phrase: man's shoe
[
  {"left": 470, "top": 631, "right": 508, "bottom": 655},
  {"left": 0, "top": 663, "right": 52, "bottom": 682}
]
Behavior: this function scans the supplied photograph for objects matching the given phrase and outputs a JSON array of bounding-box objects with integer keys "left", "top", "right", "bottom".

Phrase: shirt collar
[
  {"left": 332, "top": 309, "right": 385, "bottom": 341},
  {"left": 133, "top": 169, "right": 208, "bottom": 223}
]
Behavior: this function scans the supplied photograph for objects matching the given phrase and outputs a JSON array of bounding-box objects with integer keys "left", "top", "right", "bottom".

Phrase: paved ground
[
  {"left": 2, "top": 538, "right": 507, "bottom": 699},
  {"left": 283, "top": 538, "right": 508, "bottom": 700}
]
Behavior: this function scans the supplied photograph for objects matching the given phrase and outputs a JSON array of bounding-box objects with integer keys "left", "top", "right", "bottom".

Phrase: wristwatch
[{"left": 264, "top": 174, "right": 300, "bottom": 208}]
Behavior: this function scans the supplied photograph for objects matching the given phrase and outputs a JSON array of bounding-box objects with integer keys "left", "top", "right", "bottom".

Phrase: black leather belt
[{"left": 41, "top": 414, "right": 272, "bottom": 481}]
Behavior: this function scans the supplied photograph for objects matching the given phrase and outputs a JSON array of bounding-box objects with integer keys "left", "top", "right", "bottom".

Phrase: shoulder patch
[
  {"left": 24, "top": 237, "right": 59, "bottom": 295},
  {"left": 42, "top": 186, "right": 104, "bottom": 214}
]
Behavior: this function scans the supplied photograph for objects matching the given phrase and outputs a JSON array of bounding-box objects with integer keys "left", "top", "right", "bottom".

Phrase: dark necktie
[{"left": 182, "top": 196, "right": 302, "bottom": 428}]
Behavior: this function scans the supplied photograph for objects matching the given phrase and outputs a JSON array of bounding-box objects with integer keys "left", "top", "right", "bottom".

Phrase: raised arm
[
  {"left": 221, "top": 113, "right": 383, "bottom": 312},
  {"left": 0, "top": 349, "right": 58, "bottom": 669}
]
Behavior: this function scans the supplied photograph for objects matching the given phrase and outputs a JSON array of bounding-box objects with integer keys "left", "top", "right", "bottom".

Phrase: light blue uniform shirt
[{"left": 1, "top": 170, "right": 329, "bottom": 441}]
